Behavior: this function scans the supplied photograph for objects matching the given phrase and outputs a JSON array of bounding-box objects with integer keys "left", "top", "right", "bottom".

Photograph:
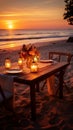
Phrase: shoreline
[
  {"left": 34, "top": 39, "right": 67, "bottom": 47},
  {"left": 0, "top": 39, "right": 67, "bottom": 52}
]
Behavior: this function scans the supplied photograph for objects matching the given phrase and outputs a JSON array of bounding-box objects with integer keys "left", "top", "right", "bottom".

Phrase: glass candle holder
[
  {"left": 33, "top": 56, "right": 38, "bottom": 63},
  {"left": 18, "top": 57, "right": 23, "bottom": 68},
  {"left": 30, "top": 62, "right": 38, "bottom": 72},
  {"left": 5, "top": 58, "right": 11, "bottom": 69}
]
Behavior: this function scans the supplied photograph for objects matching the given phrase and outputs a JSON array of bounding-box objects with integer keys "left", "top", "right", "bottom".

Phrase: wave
[{"left": 0, "top": 35, "right": 69, "bottom": 42}]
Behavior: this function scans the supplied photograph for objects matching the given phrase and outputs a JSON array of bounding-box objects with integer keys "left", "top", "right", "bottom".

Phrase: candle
[
  {"left": 5, "top": 58, "right": 11, "bottom": 69},
  {"left": 30, "top": 62, "right": 38, "bottom": 72},
  {"left": 33, "top": 56, "right": 38, "bottom": 63},
  {"left": 18, "top": 57, "right": 23, "bottom": 68}
]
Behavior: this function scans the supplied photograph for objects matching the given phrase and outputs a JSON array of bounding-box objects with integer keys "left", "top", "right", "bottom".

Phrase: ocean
[{"left": 0, "top": 29, "right": 73, "bottom": 49}]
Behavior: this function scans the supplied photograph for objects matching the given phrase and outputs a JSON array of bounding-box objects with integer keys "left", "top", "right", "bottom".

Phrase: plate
[
  {"left": 6, "top": 69, "right": 22, "bottom": 74},
  {"left": 40, "top": 59, "right": 54, "bottom": 63}
]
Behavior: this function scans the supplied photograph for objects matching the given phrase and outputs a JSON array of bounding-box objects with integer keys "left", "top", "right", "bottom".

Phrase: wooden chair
[
  {"left": 0, "top": 84, "right": 13, "bottom": 109},
  {"left": 41, "top": 51, "right": 72, "bottom": 95},
  {"left": 49, "top": 52, "right": 72, "bottom": 63},
  {"left": 0, "top": 85, "right": 13, "bottom": 107},
  {"left": 0, "top": 74, "right": 13, "bottom": 109}
]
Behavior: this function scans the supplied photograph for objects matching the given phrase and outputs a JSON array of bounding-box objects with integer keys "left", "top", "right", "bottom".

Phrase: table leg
[
  {"left": 58, "top": 70, "right": 65, "bottom": 99},
  {"left": 30, "top": 83, "right": 36, "bottom": 120}
]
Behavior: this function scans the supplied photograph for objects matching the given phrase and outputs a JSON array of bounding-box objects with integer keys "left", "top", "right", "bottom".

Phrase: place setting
[{"left": 4, "top": 57, "right": 23, "bottom": 75}]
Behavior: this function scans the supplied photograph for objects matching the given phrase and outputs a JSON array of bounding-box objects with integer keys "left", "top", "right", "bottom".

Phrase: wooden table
[
  {"left": 13, "top": 62, "right": 68, "bottom": 120},
  {"left": 0, "top": 62, "right": 69, "bottom": 120}
]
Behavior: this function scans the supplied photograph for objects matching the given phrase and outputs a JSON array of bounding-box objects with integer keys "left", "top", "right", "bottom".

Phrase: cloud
[
  {"left": 0, "top": 0, "right": 64, "bottom": 13},
  {"left": 0, "top": 0, "right": 65, "bottom": 23}
]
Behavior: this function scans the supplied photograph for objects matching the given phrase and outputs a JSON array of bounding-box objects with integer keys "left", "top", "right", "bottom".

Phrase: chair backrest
[
  {"left": 49, "top": 52, "right": 72, "bottom": 64},
  {"left": 0, "top": 85, "right": 6, "bottom": 102},
  {"left": 0, "top": 85, "right": 12, "bottom": 103}
]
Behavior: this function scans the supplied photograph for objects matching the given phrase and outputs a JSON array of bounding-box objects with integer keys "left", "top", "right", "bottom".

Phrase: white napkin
[{"left": 0, "top": 74, "right": 13, "bottom": 93}]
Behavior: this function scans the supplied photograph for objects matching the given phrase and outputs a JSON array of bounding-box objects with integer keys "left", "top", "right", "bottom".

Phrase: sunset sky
[{"left": 0, "top": 0, "right": 73, "bottom": 30}]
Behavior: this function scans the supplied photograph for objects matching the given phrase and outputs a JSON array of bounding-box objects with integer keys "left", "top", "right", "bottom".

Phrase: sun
[
  {"left": 8, "top": 24, "right": 13, "bottom": 29},
  {"left": 6, "top": 20, "right": 14, "bottom": 29}
]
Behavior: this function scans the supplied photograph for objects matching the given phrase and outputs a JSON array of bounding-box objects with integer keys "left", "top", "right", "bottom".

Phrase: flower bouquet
[{"left": 20, "top": 44, "right": 40, "bottom": 67}]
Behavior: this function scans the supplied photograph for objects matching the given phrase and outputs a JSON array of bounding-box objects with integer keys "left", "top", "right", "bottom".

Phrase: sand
[{"left": 0, "top": 39, "right": 73, "bottom": 129}]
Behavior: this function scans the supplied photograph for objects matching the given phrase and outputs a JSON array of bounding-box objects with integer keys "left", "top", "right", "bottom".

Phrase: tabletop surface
[
  {"left": 13, "top": 62, "right": 69, "bottom": 84},
  {"left": 0, "top": 62, "right": 69, "bottom": 84}
]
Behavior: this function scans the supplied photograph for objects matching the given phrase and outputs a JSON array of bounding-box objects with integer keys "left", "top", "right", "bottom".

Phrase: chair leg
[
  {"left": 55, "top": 81, "right": 71, "bottom": 96},
  {"left": 63, "top": 81, "right": 71, "bottom": 93},
  {"left": 36, "top": 82, "right": 40, "bottom": 92},
  {"left": 55, "top": 86, "right": 59, "bottom": 96},
  {"left": 41, "top": 80, "right": 46, "bottom": 90}
]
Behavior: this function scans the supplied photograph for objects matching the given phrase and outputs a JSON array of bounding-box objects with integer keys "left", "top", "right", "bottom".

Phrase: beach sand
[{"left": 0, "top": 39, "right": 73, "bottom": 129}]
